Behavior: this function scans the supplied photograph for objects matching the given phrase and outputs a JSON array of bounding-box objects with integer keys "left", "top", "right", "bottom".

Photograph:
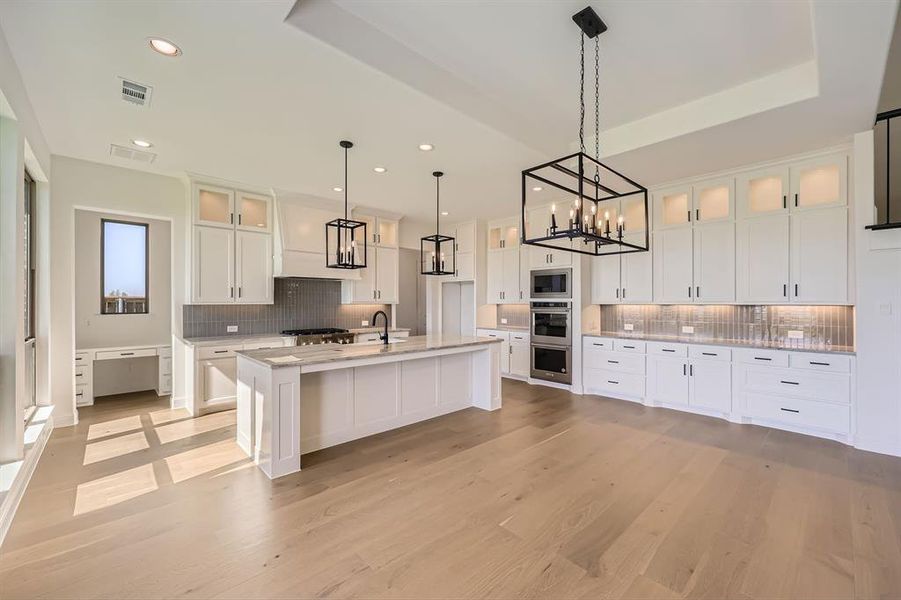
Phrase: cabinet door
[
  {"left": 194, "top": 184, "right": 235, "bottom": 228},
  {"left": 736, "top": 214, "right": 790, "bottom": 303},
  {"left": 653, "top": 228, "right": 693, "bottom": 303},
  {"left": 193, "top": 226, "right": 234, "bottom": 303},
  {"left": 653, "top": 186, "right": 692, "bottom": 230},
  {"left": 502, "top": 247, "right": 520, "bottom": 303},
  {"left": 236, "top": 191, "right": 271, "bottom": 233},
  {"left": 790, "top": 207, "right": 847, "bottom": 303},
  {"left": 548, "top": 246, "right": 572, "bottom": 266},
  {"left": 500, "top": 339, "right": 511, "bottom": 374},
  {"left": 376, "top": 246, "right": 399, "bottom": 303},
  {"left": 455, "top": 251, "right": 474, "bottom": 280},
  {"left": 649, "top": 356, "right": 689, "bottom": 406},
  {"left": 689, "top": 359, "right": 731, "bottom": 413},
  {"left": 790, "top": 154, "right": 847, "bottom": 211},
  {"left": 692, "top": 177, "right": 734, "bottom": 223},
  {"left": 693, "top": 222, "right": 735, "bottom": 303},
  {"left": 620, "top": 232, "right": 652, "bottom": 303},
  {"left": 510, "top": 342, "right": 530, "bottom": 377},
  {"left": 236, "top": 231, "right": 272, "bottom": 303},
  {"left": 736, "top": 167, "right": 790, "bottom": 218},
  {"left": 591, "top": 253, "right": 621, "bottom": 304},
  {"left": 377, "top": 217, "right": 399, "bottom": 248},
  {"left": 486, "top": 251, "right": 504, "bottom": 303},
  {"left": 530, "top": 246, "right": 550, "bottom": 268},
  {"left": 455, "top": 222, "right": 476, "bottom": 253},
  {"left": 518, "top": 247, "right": 530, "bottom": 302},
  {"left": 199, "top": 357, "right": 237, "bottom": 407}
]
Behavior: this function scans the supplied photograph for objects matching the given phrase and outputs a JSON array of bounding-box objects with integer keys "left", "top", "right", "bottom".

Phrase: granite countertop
[
  {"left": 237, "top": 335, "right": 501, "bottom": 369},
  {"left": 583, "top": 331, "right": 855, "bottom": 356},
  {"left": 176, "top": 334, "right": 295, "bottom": 347},
  {"left": 347, "top": 327, "right": 412, "bottom": 334}
]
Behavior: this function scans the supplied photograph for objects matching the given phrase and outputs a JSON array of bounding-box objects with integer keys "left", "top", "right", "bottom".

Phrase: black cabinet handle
[
  {"left": 623, "top": 345, "right": 635, "bottom": 349},
  {"left": 607, "top": 360, "right": 619, "bottom": 364},
  {"left": 780, "top": 407, "right": 800, "bottom": 413},
  {"left": 687, "top": 210, "right": 691, "bottom": 222},
  {"left": 690, "top": 364, "right": 694, "bottom": 376},
  {"left": 695, "top": 208, "right": 700, "bottom": 221},
  {"left": 780, "top": 380, "right": 800, "bottom": 385},
  {"left": 607, "top": 380, "right": 619, "bottom": 385},
  {"left": 754, "top": 357, "right": 772, "bottom": 361},
  {"left": 662, "top": 348, "right": 675, "bottom": 353},
  {"left": 214, "top": 350, "right": 229, "bottom": 354},
  {"left": 794, "top": 193, "right": 799, "bottom": 207},
  {"left": 683, "top": 363, "right": 687, "bottom": 375},
  {"left": 688, "top": 286, "right": 692, "bottom": 298},
  {"left": 622, "top": 288, "right": 626, "bottom": 299},
  {"left": 592, "top": 343, "right": 605, "bottom": 347},
  {"left": 809, "top": 361, "right": 830, "bottom": 366},
  {"left": 783, "top": 195, "right": 787, "bottom": 209},
  {"left": 794, "top": 283, "right": 799, "bottom": 297},
  {"left": 120, "top": 352, "right": 134, "bottom": 356},
  {"left": 783, "top": 284, "right": 787, "bottom": 297},
  {"left": 696, "top": 286, "right": 700, "bottom": 298},
  {"left": 616, "top": 288, "right": 619, "bottom": 299},
  {"left": 702, "top": 352, "right": 717, "bottom": 356}
]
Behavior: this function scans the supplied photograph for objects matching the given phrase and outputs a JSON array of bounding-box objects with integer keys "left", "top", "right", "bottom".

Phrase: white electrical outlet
[
  {"left": 501, "top": 318, "right": 508, "bottom": 324},
  {"left": 362, "top": 320, "right": 369, "bottom": 327},
  {"left": 624, "top": 323, "right": 634, "bottom": 331},
  {"left": 787, "top": 330, "right": 804, "bottom": 339},
  {"left": 227, "top": 325, "right": 238, "bottom": 333},
  {"left": 682, "top": 326, "right": 694, "bottom": 334}
]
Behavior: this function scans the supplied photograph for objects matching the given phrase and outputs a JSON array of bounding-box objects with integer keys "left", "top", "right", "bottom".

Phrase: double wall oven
[{"left": 530, "top": 295, "right": 572, "bottom": 384}]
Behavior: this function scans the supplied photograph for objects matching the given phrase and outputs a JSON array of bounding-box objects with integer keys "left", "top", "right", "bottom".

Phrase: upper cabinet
[
  {"left": 191, "top": 182, "right": 274, "bottom": 304},
  {"left": 736, "top": 167, "right": 790, "bottom": 218},
  {"left": 736, "top": 153, "right": 847, "bottom": 218},
  {"left": 654, "top": 179, "right": 733, "bottom": 229},
  {"left": 339, "top": 213, "right": 401, "bottom": 304},
  {"left": 653, "top": 186, "right": 691, "bottom": 229},
  {"left": 486, "top": 218, "right": 527, "bottom": 303},
  {"left": 488, "top": 220, "right": 519, "bottom": 250}
]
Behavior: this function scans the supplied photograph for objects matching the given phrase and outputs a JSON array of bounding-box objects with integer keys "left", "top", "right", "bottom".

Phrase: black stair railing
[{"left": 867, "top": 107, "right": 901, "bottom": 230}]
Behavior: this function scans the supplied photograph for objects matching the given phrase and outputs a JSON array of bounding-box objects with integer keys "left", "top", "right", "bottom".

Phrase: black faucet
[{"left": 372, "top": 310, "right": 389, "bottom": 346}]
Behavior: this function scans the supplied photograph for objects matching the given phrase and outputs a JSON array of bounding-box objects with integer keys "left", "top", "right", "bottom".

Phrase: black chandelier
[
  {"left": 420, "top": 171, "right": 455, "bottom": 276},
  {"left": 326, "top": 140, "right": 367, "bottom": 269},
  {"left": 521, "top": 6, "right": 649, "bottom": 257}
]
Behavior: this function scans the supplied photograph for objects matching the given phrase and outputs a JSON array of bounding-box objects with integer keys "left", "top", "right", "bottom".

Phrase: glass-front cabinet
[
  {"left": 736, "top": 167, "right": 790, "bottom": 218},
  {"left": 654, "top": 186, "right": 691, "bottom": 229},
  {"left": 692, "top": 177, "right": 733, "bottom": 223},
  {"left": 736, "top": 153, "right": 846, "bottom": 217},
  {"left": 488, "top": 220, "right": 519, "bottom": 250},
  {"left": 195, "top": 184, "right": 235, "bottom": 228},
  {"left": 236, "top": 190, "right": 272, "bottom": 232}
]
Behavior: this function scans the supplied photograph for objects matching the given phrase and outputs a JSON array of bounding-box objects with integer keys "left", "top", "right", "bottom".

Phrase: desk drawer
[
  {"left": 75, "top": 384, "right": 90, "bottom": 406},
  {"left": 614, "top": 340, "right": 645, "bottom": 354},
  {"left": 746, "top": 392, "right": 850, "bottom": 435},
  {"left": 585, "top": 368, "right": 645, "bottom": 398},
  {"left": 647, "top": 341, "right": 688, "bottom": 357},
  {"left": 733, "top": 348, "right": 789, "bottom": 367},
  {"left": 585, "top": 350, "right": 645, "bottom": 374},
  {"left": 74, "top": 366, "right": 89, "bottom": 381},
  {"left": 789, "top": 352, "right": 851, "bottom": 373},
  {"left": 95, "top": 348, "right": 157, "bottom": 361},
  {"left": 690, "top": 345, "right": 731, "bottom": 362},
  {"left": 74, "top": 351, "right": 90, "bottom": 365},
  {"left": 197, "top": 345, "right": 243, "bottom": 360}
]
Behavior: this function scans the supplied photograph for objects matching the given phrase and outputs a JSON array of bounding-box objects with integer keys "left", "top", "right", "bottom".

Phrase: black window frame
[
  {"left": 24, "top": 170, "right": 35, "bottom": 339},
  {"left": 100, "top": 218, "right": 150, "bottom": 315}
]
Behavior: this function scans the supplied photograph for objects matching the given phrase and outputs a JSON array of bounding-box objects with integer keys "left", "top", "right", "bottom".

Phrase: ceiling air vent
[
  {"left": 119, "top": 78, "right": 152, "bottom": 107},
  {"left": 109, "top": 144, "right": 156, "bottom": 164}
]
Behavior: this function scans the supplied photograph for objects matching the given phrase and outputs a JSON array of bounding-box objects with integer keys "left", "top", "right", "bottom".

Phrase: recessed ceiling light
[
  {"left": 441, "top": 211, "right": 449, "bottom": 216},
  {"left": 131, "top": 139, "right": 153, "bottom": 148},
  {"left": 532, "top": 186, "right": 543, "bottom": 192},
  {"left": 148, "top": 37, "right": 181, "bottom": 57},
  {"left": 373, "top": 166, "right": 387, "bottom": 173},
  {"left": 333, "top": 186, "right": 343, "bottom": 192},
  {"left": 418, "top": 143, "right": 434, "bottom": 151}
]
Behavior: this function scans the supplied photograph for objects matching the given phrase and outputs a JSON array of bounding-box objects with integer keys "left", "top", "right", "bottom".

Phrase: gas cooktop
[
  {"left": 281, "top": 328, "right": 355, "bottom": 346},
  {"left": 281, "top": 328, "right": 349, "bottom": 336}
]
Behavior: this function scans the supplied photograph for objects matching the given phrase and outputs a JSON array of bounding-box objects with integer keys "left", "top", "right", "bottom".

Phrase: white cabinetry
[
  {"left": 447, "top": 221, "right": 477, "bottom": 280},
  {"left": 692, "top": 222, "right": 735, "bottom": 302},
  {"left": 736, "top": 214, "right": 791, "bottom": 302},
  {"left": 191, "top": 182, "right": 273, "bottom": 304},
  {"left": 486, "top": 219, "right": 527, "bottom": 304},
  {"left": 590, "top": 232, "right": 652, "bottom": 304},
  {"left": 476, "top": 329, "right": 529, "bottom": 379},
  {"left": 525, "top": 205, "right": 572, "bottom": 268},
  {"left": 790, "top": 207, "right": 847, "bottom": 303},
  {"left": 647, "top": 342, "right": 732, "bottom": 415},
  {"left": 341, "top": 214, "right": 400, "bottom": 303},
  {"left": 653, "top": 227, "right": 694, "bottom": 303}
]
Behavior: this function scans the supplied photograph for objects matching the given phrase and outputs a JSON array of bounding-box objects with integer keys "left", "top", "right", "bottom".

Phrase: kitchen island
[{"left": 235, "top": 335, "right": 503, "bottom": 478}]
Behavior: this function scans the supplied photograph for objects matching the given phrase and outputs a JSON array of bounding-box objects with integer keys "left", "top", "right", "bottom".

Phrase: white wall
[
  {"left": 49, "top": 157, "right": 186, "bottom": 425},
  {"left": 853, "top": 130, "right": 901, "bottom": 456}
]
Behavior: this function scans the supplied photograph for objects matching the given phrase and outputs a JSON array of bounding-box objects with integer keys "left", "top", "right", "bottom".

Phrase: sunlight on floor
[
  {"left": 74, "top": 463, "right": 158, "bottom": 516},
  {"left": 86, "top": 415, "right": 143, "bottom": 441},
  {"left": 164, "top": 438, "right": 249, "bottom": 483},
  {"left": 83, "top": 431, "right": 150, "bottom": 465},
  {"left": 154, "top": 410, "right": 234, "bottom": 444},
  {"left": 148, "top": 407, "right": 191, "bottom": 426}
]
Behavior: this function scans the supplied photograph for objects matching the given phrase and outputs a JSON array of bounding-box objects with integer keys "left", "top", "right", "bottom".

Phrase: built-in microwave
[{"left": 530, "top": 268, "right": 571, "bottom": 299}]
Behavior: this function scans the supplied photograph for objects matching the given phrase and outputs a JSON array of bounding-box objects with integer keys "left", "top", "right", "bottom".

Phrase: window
[
  {"left": 101, "top": 219, "right": 149, "bottom": 314},
  {"left": 24, "top": 171, "right": 36, "bottom": 415}
]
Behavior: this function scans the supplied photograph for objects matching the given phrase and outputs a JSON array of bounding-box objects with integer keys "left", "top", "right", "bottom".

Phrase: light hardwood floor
[{"left": 2, "top": 381, "right": 901, "bottom": 599}]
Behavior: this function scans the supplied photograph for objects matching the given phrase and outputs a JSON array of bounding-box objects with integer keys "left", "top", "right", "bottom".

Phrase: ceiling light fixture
[
  {"left": 421, "top": 171, "right": 455, "bottom": 276},
  {"left": 441, "top": 211, "right": 449, "bottom": 216},
  {"left": 532, "top": 186, "right": 542, "bottom": 192},
  {"left": 332, "top": 186, "right": 343, "bottom": 192},
  {"left": 131, "top": 139, "right": 153, "bottom": 148},
  {"left": 521, "top": 6, "right": 648, "bottom": 257},
  {"left": 418, "top": 143, "right": 434, "bottom": 151},
  {"left": 373, "top": 166, "right": 387, "bottom": 173},
  {"left": 326, "top": 141, "right": 367, "bottom": 270},
  {"left": 148, "top": 37, "right": 182, "bottom": 57}
]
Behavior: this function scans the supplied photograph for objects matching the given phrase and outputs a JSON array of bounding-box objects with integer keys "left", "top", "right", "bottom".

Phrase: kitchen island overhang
[{"left": 235, "top": 335, "right": 503, "bottom": 479}]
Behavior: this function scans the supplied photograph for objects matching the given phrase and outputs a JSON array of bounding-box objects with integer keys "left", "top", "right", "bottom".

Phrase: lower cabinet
[{"left": 477, "top": 329, "right": 530, "bottom": 378}]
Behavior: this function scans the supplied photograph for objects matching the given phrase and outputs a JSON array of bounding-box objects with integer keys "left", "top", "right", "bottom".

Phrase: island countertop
[{"left": 236, "top": 334, "right": 501, "bottom": 369}]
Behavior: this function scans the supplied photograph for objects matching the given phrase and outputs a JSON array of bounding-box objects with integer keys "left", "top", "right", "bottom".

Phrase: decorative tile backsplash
[
  {"left": 183, "top": 278, "right": 390, "bottom": 338},
  {"left": 597, "top": 304, "right": 854, "bottom": 350},
  {"left": 497, "top": 304, "right": 530, "bottom": 329}
]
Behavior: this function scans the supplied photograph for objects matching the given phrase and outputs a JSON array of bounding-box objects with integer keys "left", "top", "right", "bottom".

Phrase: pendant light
[
  {"left": 326, "top": 140, "right": 367, "bottom": 269},
  {"left": 421, "top": 171, "right": 455, "bottom": 276},
  {"left": 521, "top": 6, "right": 649, "bottom": 257}
]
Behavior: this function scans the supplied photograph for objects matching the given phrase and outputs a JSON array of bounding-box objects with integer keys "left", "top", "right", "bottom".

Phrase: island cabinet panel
[
  {"left": 401, "top": 357, "right": 439, "bottom": 414},
  {"left": 439, "top": 353, "right": 473, "bottom": 406},
  {"left": 300, "top": 370, "right": 352, "bottom": 441},
  {"left": 354, "top": 363, "right": 400, "bottom": 425}
]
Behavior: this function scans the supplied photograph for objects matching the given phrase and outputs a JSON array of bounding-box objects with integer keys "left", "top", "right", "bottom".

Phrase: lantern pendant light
[
  {"left": 420, "top": 171, "right": 455, "bottom": 276},
  {"left": 521, "top": 6, "right": 649, "bottom": 257},
  {"left": 326, "top": 140, "right": 367, "bottom": 269}
]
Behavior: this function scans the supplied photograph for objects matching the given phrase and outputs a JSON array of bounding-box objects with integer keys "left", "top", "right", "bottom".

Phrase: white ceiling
[{"left": 0, "top": 0, "right": 897, "bottom": 226}]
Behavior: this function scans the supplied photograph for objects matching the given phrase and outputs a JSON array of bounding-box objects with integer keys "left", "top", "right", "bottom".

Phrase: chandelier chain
[
  {"left": 594, "top": 35, "right": 600, "bottom": 163},
  {"left": 579, "top": 33, "right": 585, "bottom": 154}
]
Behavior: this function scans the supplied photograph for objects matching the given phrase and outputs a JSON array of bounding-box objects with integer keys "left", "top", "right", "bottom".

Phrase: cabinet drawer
[
  {"left": 159, "top": 357, "right": 172, "bottom": 376},
  {"left": 585, "top": 368, "right": 645, "bottom": 398},
  {"left": 75, "top": 384, "right": 90, "bottom": 406},
  {"left": 477, "top": 329, "right": 509, "bottom": 342},
  {"left": 583, "top": 337, "right": 613, "bottom": 351},
  {"left": 746, "top": 392, "right": 850, "bottom": 435},
  {"left": 585, "top": 350, "right": 645, "bottom": 374},
  {"left": 647, "top": 341, "right": 688, "bottom": 357},
  {"left": 789, "top": 352, "right": 851, "bottom": 373},
  {"left": 197, "top": 345, "right": 243, "bottom": 360},
  {"left": 509, "top": 332, "right": 529, "bottom": 344},
  {"left": 95, "top": 348, "right": 157, "bottom": 361},
  {"left": 392, "top": 331, "right": 410, "bottom": 339},
  {"left": 243, "top": 338, "right": 286, "bottom": 351},
  {"left": 690, "top": 345, "right": 731, "bottom": 362},
  {"left": 158, "top": 346, "right": 172, "bottom": 358},
  {"left": 356, "top": 333, "right": 381, "bottom": 343},
  {"left": 733, "top": 348, "right": 789, "bottom": 367},
  {"left": 74, "top": 366, "right": 89, "bottom": 381},
  {"left": 74, "top": 351, "right": 90, "bottom": 365},
  {"left": 614, "top": 339, "right": 646, "bottom": 354},
  {"left": 740, "top": 366, "right": 850, "bottom": 405}
]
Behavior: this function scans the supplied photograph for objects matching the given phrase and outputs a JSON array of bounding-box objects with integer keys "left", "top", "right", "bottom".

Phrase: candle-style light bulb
[
  {"left": 604, "top": 211, "right": 611, "bottom": 236},
  {"left": 551, "top": 203, "right": 556, "bottom": 214},
  {"left": 617, "top": 214, "right": 624, "bottom": 238},
  {"left": 549, "top": 203, "right": 558, "bottom": 233}
]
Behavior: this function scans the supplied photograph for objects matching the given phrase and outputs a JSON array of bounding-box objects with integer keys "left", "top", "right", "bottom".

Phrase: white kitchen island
[{"left": 235, "top": 335, "right": 502, "bottom": 479}]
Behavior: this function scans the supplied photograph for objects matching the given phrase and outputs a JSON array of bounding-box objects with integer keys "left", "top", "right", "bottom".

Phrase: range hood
[{"left": 273, "top": 192, "right": 362, "bottom": 281}]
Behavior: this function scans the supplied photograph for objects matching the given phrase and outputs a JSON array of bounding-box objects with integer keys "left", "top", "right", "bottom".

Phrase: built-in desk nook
[{"left": 74, "top": 344, "right": 172, "bottom": 406}]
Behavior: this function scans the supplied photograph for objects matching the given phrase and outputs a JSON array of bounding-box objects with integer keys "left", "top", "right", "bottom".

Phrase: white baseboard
[
  {"left": 54, "top": 412, "right": 76, "bottom": 427},
  {"left": 0, "top": 414, "right": 53, "bottom": 547},
  {"left": 854, "top": 436, "right": 901, "bottom": 458}
]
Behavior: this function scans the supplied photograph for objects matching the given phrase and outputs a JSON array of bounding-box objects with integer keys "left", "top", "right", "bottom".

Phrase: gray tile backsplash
[
  {"left": 598, "top": 304, "right": 854, "bottom": 349},
  {"left": 497, "top": 304, "right": 530, "bottom": 329},
  {"left": 183, "top": 278, "right": 391, "bottom": 338}
]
